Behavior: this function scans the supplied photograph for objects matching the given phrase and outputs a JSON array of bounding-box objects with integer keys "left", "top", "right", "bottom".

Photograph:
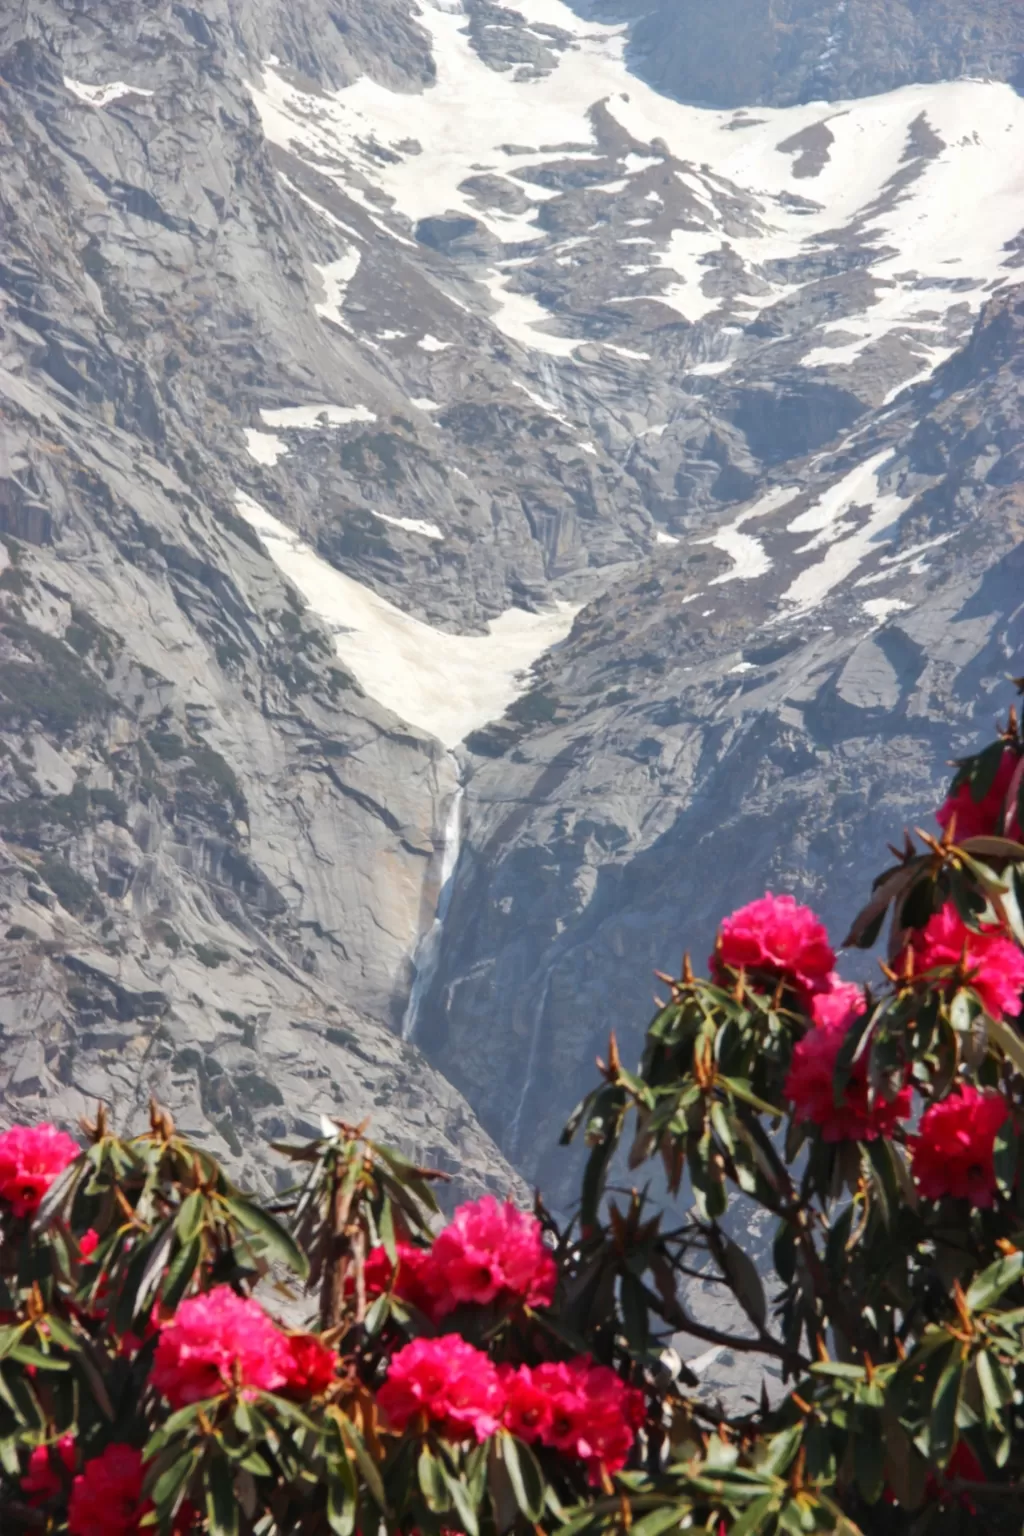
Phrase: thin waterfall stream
[{"left": 401, "top": 769, "right": 465, "bottom": 1043}]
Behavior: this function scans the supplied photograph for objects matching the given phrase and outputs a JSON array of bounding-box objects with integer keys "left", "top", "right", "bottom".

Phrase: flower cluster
[
  {"left": 912, "top": 1087, "right": 1009, "bottom": 1207},
  {"left": 377, "top": 1336, "right": 504, "bottom": 1441},
  {"left": 500, "top": 1358, "right": 645, "bottom": 1485},
  {"left": 897, "top": 902, "right": 1024, "bottom": 1021},
  {"left": 711, "top": 893, "right": 835, "bottom": 1001},
  {"left": 151, "top": 1286, "right": 334, "bottom": 1408},
  {"left": 379, "top": 1339, "right": 644, "bottom": 1481},
  {"left": 0, "top": 1123, "right": 79, "bottom": 1217},
  {"left": 365, "top": 1195, "right": 556, "bottom": 1321},
  {"left": 785, "top": 983, "right": 912, "bottom": 1142},
  {"left": 937, "top": 748, "right": 1022, "bottom": 843}
]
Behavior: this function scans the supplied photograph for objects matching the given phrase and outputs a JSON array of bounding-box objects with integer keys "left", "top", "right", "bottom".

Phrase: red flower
[
  {"left": 283, "top": 1333, "right": 337, "bottom": 1396},
  {"left": 912, "top": 1087, "right": 1009, "bottom": 1207},
  {"left": 21, "top": 1436, "right": 76, "bottom": 1506},
  {"left": 430, "top": 1196, "right": 557, "bottom": 1315},
  {"left": 937, "top": 749, "right": 1022, "bottom": 843},
  {"left": 499, "top": 1363, "right": 554, "bottom": 1442},
  {"left": 150, "top": 1285, "right": 292, "bottom": 1408},
  {"left": 711, "top": 894, "right": 835, "bottom": 1001},
  {"left": 0, "top": 1124, "right": 80, "bottom": 1217},
  {"left": 378, "top": 1336, "right": 504, "bottom": 1442},
  {"left": 784, "top": 984, "right": 912, "bottom": 1142},
  {"left": 898, "top": 902, "right": 1024, "bottom": 1020},
  {"left": 501, "top": 1358, "right": 645, "bottom": 1485},
  {"left": 364, "top": 1241, "right": 443, "bottom": 1318},
  {"left": 78, "top": 1228, "right": 99, "bottom": 1260},
  {"left": 68, "top": 1445, "right": 152, "bottom": 1536}
]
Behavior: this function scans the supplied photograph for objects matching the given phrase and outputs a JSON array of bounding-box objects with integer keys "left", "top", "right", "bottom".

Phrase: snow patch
[
  {"left": 782, "top": 453, "right": 912, "bottom": 611},
  {"left": 261, "top": 404, "right": 376, "bottom": 429},
  {"left": 418, "top": 333, "right": 451, "bottom": 352},
  {"left": 604, "top": 343, "right": 652, "bottom": 361},
  {"left": 244, "top": 429, "right": 288, "bottom": 466},
  {"left": 234, "top": 493, "right": 578, "bottom": 747},
  {"left": 373, "top": 511, "right": 444, "bottom": 540},
  {"left": 701, "top": 487, "right": 799, "bottom": 584},
  {"left": 655, "top": 530, "right": 679, "bottom": 545},
  {"left": 64, "top": 78, "right": 153, "bottom": 107},
  {"left": 863, "top": 597, "right": 910, "bottom": 621},
  {"left": 314, "top": 249, "right": 361, "bottom": 328},
  {"left": 483, "top": 270, "right": 582, "bottom": 356}
]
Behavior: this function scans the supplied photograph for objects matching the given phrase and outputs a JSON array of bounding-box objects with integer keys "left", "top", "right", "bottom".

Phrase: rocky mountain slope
[
  {"left": 0, "top": 0, "right": 1022, "bottom": 1208},
  {"left": 574, "top": 0, "right": 1024, "bottom": 111}
]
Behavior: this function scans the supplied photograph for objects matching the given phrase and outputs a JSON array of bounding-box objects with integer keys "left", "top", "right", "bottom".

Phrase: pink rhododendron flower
[
  {"left": 711, "top": 893, "right": 835, "bottom": 1001},
  {"left": 898, "top": 902, "right": 1024, "bottom": 1020},
  {"left": 499, "top": 1363, "right": 555, "bottom": 1442},
  {"left": 378, "top": 1336, "right": 504, "bottom": 1442},
  {"left": 150, "top": 1285, "right": 292, "bottom": 1407},
  {"left": 21, "top": 1436, "right": 76, "bottom": 1506},
  {"left": 912, "top": 1087, "right": 1009, "bottom": 1207},
  {"left": 0, "top": 1124, "right": 80, "bottom": 1217},
  {"left": 364, "top": 1241, "right": 443, "bottom": 1318},
  {"left": 78, "top": 1228, "right": 99, "bottom": 1260},
  {"left": 785, "top": 984, "right": 912, "bottom": 1142},
  {"left": 501, "top": 1358, "right": 644, "bottom": 1485},
  {"left": 810, "top": 980, "right": 866, "bottom": 1030},
  {"left": 67, "top": 1444, "right": 199, "bottom": 1536},
  {"left": 937, "top": 749, "right": 1022, "bottom": 843},
  {"left": 429, "top": 1196, "right": 557, "bottom": 1314},
  {"left": 283, "top": 1333, "right": 337, "bottom": 1396}
]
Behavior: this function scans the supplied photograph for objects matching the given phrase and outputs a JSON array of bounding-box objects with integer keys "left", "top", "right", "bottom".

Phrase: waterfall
[
  {"left": 507, "top": 968, "right": 552, "bottom": 1159},
  {"left": 401, "top": 772, "right": 465, "bottom": 1043}
]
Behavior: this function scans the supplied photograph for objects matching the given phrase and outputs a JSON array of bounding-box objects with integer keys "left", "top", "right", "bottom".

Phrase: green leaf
[
  {"left": 326, "top": 1451, "right": 358, "bottom": 1536},
  {"left": 442, "top": 1460, "right": 480, "bottom": 1536},
  {"left": 969, "top": 741, "right": 1007, "bottom": 803},
  {"left": 928, "top": 1349, "right": 964, "bottom": 1464},
  {"left": 205, "top": 1455, "right": 240, "bottom": 1536},
  {"left": 162, "top": 1235, "right": 202, "bottom": 1311},
  {"left": 151, "top": 1448, "right": 201, "bottom": 1513},
  {"left": 419, "top": 1444, "right": 450, "bottom": 1511},
  {"left": 853, "top": 1429, "right": 884, "bottom": 1505},
  {"left": 339, "top": 1415, "right": 387, "bottom": 1511},
  {"left": 719, "top": 1233, "right": 766, "bottom": 1330},
  {"left": 629, "top": 1506, "right": 689, "bottom": 1536},
  {"left": 965, "top": 1252, "right": 1024, "bottom": 1312},
  {"left": 726, "top": 1493, "right": 780, "bottom": 1536},
  {"left": 976, "top": 1350, "right": 1013, "bottom": 1428},
  {"left": 219, "top": 1194, "right": 309, "bottom": 1279},
  {"left": 378, "top": 1197, "right": 397, "bottom": 1266},
  {"left": 620, "top": 1270, "right": 649, "bottom": 1352},
  {"left": 986, "top": 1015, "right": 1024, "bottom": 1079},
  {"left": 174, "top": 1191, "right": 207, "bottom": 1245},
  {"left": 501, "top": 1434, "right": 546, "bottom": 1522}
]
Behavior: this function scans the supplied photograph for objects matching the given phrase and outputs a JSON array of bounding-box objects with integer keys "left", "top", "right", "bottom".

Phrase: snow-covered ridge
[{"left": 234, "top": 493, "right": 578, "bottom": 747}]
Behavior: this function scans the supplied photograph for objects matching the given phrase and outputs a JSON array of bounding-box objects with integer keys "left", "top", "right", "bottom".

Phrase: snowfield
[
  {"left": 249, "top": 0, "right": 1024, "bottom": 364},
  {"left": 234, "top": 493, "right": 579, "bottom": 747}
]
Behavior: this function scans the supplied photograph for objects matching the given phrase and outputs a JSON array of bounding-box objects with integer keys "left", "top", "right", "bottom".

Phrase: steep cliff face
[
  {"left": 0, "top": 0, "right": 1022, "bottom": 1203},
  {"left": 574, "top": 0, "right": 1024, "bottom": 109}
]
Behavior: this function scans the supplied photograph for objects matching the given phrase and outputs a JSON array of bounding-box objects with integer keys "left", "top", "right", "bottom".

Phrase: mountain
[
  {"left": 574, "top": 0, "right": 1024, "bottom": 110},
  {"left": 0, "top": 0, "right": 1022, "bottom": 1204}
]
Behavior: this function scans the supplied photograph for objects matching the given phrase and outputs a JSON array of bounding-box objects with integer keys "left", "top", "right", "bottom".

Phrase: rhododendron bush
[{"left": 2, "top": 708, "right": 1024, "bottom": 1535}]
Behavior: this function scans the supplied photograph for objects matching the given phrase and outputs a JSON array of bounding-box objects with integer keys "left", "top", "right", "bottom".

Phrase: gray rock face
[
  {"left": 0, "top": 0, "right": 1022, "bottom": 1212},
  {"left": 570, "top": 0, "right": 1024, "bottom": 108}
]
